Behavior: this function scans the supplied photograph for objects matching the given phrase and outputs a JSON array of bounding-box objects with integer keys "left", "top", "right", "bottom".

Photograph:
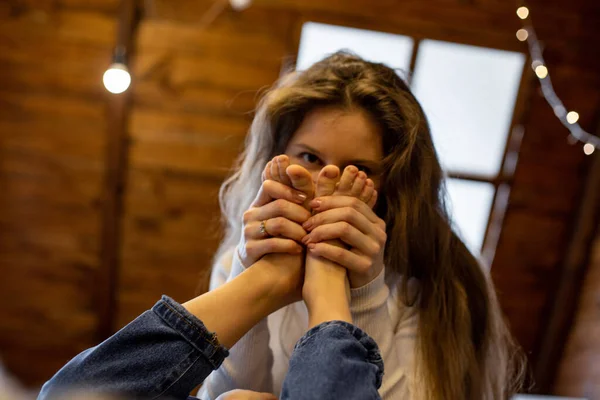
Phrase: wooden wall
[
  {"left": 0, "top": 1, "right": 118, "bottom": 385},
  {"left": 1, "top": 0, "right": 599, "bottom": 394}
]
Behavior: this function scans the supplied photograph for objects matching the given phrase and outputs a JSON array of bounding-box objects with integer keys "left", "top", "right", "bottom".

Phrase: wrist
[{"left": 246, "top": 257, "right": 302, "bottom": 311}]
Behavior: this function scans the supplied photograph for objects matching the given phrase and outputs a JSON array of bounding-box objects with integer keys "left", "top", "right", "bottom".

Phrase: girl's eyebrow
[{"left": 292, "top": 143, "right": 324, "bottom": 158}]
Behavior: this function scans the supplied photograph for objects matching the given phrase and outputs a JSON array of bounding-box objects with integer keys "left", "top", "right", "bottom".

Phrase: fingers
[
  {"left": 306, "top": 242, "right": 371, "bottom": 275},
  {"left": 303, "top": 222, "right": 381, "bottom": 256},
  {"left": 245, "top": 198, "right": 312, "bottom": 225},
  {"left": 252, "top": 179, "right": 307, "bottom": 208},
  {"left": 310, "top": 196, "right": 383, "bottom": 225},
  {"left": 244, "top": 238, "right": 303, "bottom": 262},
  {"left": 245, "top": 217, "right": 308, "bottom": 242},
  {"left": 302, "top": 207, "right": 386, "bottom": 242}
]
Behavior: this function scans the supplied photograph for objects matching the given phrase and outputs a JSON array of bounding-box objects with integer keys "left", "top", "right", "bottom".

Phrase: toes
[
  {"left": 350, "top": 171, "right": 367, "bottom": 197},
  {"left": 276, "top": 155, "right": 292, "bottom": 186},
  {"left": 359, "top": 178, "right": 375, "bottom": 205},
  {"left": 270, "top": 157, "right": 281, "bottom": 183},
  {"left": 315, "top": 165, "right": 341, "bottom": 198},
  {"left": 337, "top": 165, "right": 359, "bottom": 195},
  {"left": 263, "top": 161, "right": 273, "bottom": 181},
  {"left": 286, "top": 164, "right": 315, "bottom": 202}
]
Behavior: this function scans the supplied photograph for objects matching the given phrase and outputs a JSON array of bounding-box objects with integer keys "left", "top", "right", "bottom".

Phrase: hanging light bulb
[
  {"left": 534, "top": 65, "right": 548, "bottom": 79},
  {"left": 566, "top": 111, "right": 579, "bottom": 124},
  {"left": 516, "top": 28, "right": 529, "bottom": 41},
  {"left": 230, "top": 0, "right": 252, "bottom": 11},
  {"left": 583, "top": 143, "right": 595, "bottom": 155},
  {"left": 103, "top": 63, "right": 131, "bottom": 94},
  {"left": 103, "top": 45, "right": 131, "bottom": 94},
  {"left": 517, "top": 6, "right": 529, "bottom": 19}
]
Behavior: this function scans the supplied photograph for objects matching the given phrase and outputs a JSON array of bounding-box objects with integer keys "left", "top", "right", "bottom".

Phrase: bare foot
[
  {"left": 302, "top": 165, "right": 377, "bottom": 327},
  {"left": 263, "top": 155, "right": 314, "bottom": 210},
  {"left": 258, "top": 155, "right": 315, "bottom": 302}
]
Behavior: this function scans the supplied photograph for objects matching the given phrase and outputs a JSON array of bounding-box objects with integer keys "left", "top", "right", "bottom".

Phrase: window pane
[
  {"left": 297, "top": 22, "right": 414, "bottom": 75},
  {"left": 445, "top": 179, "right": 495, "bottom": 254},
  {"left": 412, "top": 40, "right": 525, "bottom": 177}
]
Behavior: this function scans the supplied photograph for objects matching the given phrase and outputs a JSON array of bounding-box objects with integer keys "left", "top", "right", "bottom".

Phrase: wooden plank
[
  {"left": 136, "top": 17, "right": 290, "bottom": 65},
  {"left": 116, "top": 168, "right": 223, "bottom": 328},
  {"left": 0, "top": 9, "right": 116, "bottom": 46},
  {"left": 130, "top": 107, "right": 250, "bottom": 138},
  {"left": 133, "top": 49, "right": 281, "bottom": 92},
  {"left": 133, "top": 82, "right": 259, "bottom": 115}
]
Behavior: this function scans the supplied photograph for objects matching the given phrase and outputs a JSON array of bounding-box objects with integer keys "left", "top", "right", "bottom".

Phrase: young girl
[{"left": 201, "top": 51, "right": 525, "bottom": 400}]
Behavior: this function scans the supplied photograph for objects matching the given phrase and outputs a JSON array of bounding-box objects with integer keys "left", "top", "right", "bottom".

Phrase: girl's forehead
[{"left": 287, "top": 107, "right": 383, "bottom": 161}]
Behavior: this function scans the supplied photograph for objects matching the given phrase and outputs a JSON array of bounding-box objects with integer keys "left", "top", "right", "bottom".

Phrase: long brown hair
[{"left": 216, "top": 51, "right": 525, "bottom": 399}]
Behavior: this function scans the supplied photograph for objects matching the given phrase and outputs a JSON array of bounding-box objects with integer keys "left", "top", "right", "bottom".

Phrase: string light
[
  {"left": 229, "top": 0, "right": 252, "bottom": 11},
  {"left": 516, "top": 28, "right": 529, "bottom": 41},
  {"left": 103, "top": 45, "right": 131, "bottom": 94},
  {"left": 566, "top": 111, "right": 579, "bottom": 124},
  {"left": 516, "top": 3, "right": 600, "bottom": 155},
  {"left": 583, "top": 143, "right": 595, "bottom": 155},
  {"left": 103, "top": 64, "right": 131, "bottom": 94},
  {"left": 534, "top": 65, "right": 548, "bottom": 79},
  {"left": 516, "top": 6, "right": 529, "bottom": 19}
]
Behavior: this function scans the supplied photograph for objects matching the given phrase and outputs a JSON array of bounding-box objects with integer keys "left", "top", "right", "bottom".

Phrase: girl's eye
[{"left": 300, "top": 152, "right": 321, "bottom": 164}]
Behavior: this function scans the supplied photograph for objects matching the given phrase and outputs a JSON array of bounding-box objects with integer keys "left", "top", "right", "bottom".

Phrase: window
[
  {"left": 296, "top": 22, "right": 526, "bottom": 262},
  {"left": 297, "top": 22, "right": 414, "bottom": 76}
]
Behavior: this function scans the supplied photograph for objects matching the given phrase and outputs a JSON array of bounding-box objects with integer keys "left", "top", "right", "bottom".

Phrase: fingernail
[
  {"left": 310, "top": 199, "right": 321, "bottom": 209},
  {"left": 294, "top": 192, "right": 307, "bottom": 203}
]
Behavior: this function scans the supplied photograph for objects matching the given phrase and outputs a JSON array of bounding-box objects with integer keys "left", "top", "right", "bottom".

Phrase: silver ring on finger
[{"left": 259, "top": 220, "right": 270, "bottom": 237}]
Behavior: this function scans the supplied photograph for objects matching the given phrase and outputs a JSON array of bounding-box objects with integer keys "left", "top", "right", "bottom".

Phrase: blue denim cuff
[
  {"left": 152, "top": 295, "right": 230, "bottom": 369},
  {"left": 295, "top": 320, "right": 384, "bottom": 388}
]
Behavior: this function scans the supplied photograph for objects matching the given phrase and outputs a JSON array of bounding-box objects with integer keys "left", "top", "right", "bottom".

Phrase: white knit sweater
[{"left": 198, "top": 249, "right": 419, "bottom": 399}]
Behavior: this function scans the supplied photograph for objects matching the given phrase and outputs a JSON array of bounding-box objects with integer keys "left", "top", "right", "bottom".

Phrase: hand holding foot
[{"left": 303, "top": 165, "right": 385, "bottom": 289}]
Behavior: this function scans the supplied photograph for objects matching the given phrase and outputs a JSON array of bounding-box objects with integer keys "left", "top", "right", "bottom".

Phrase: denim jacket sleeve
[
  {"left": 38, "top": 296, "right": 229, "bottom": 400},
  {"left": 281, "top": 321, "right": 384, "bottom": 400}
]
